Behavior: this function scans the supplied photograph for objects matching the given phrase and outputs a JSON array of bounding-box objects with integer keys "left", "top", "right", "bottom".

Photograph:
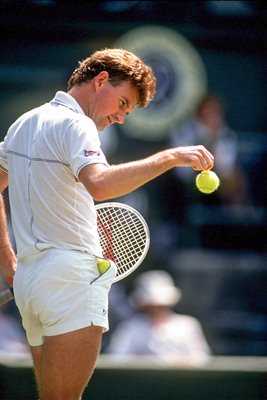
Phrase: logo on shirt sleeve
[{"left": 84, "top": 150, "right": 101, "bottom": 157}]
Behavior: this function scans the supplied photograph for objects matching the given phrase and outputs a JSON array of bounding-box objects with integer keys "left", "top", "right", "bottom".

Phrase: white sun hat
[{"left": 130, "top": 270, "right": 181, "bottom": 308}]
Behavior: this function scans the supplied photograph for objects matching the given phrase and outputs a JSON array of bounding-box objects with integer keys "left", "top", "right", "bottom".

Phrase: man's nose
[{"left": 115, "top": 111, "right": 126, "bottom": 124}]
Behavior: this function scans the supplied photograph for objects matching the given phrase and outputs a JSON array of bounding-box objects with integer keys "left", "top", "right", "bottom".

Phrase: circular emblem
[{"left": 114, "top": 25, "right": 207, "bottom": 141}]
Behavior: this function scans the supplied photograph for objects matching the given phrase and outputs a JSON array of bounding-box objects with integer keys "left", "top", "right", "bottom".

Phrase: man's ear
[{"left": 95, "top": 71, "right": 109, "bottom": 91}]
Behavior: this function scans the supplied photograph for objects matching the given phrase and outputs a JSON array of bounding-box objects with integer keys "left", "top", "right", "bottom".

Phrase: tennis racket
[
  {"left": 0, "top": 202, "right": 150, "bottom": 306},
  {"left": 0, "top": 287, "right": 13, "bottom": 306}
]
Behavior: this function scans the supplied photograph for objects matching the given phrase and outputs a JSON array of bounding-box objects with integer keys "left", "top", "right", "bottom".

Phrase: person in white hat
[{"left": 106, "top": 270, "right": 212, "bottom": 365}]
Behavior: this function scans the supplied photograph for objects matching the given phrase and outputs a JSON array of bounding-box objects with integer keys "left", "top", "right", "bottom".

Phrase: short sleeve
[{"left": 62, "top": 116, "right": 109, "bottom": 178}]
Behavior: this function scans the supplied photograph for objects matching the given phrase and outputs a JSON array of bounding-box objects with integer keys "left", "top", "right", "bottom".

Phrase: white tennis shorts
[{"left": 13, "top": 248, "right": 117, "bottom": 346}]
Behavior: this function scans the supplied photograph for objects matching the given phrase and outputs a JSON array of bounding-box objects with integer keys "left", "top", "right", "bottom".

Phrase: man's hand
[{"left": 172, "top": 145, "right": 214, "bottom": 171}]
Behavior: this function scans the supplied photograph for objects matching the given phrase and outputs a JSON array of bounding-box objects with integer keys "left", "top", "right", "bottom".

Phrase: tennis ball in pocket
[
  {"left": 97, "top": 258, "right": 110, "bottom": 274},
  {"left": 196, "top": 170, "right": 220, "bottom": 194}
]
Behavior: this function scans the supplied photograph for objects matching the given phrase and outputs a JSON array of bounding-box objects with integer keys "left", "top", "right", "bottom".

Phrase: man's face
[{"left": 88, "top": 74, "right": 139, "bottom": 131}]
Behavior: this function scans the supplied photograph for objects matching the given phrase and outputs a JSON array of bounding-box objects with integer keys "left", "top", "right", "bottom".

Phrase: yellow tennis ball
[
  {"left": 196, "top": 170, "right": 220, "bottom": 194},
  {"left": 97, "top": 258, "right": 110, "bottom": 274}
]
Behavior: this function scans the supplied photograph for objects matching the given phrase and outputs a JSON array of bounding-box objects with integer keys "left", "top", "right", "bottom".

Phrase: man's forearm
[
  {"left": 0, "top": 193, "right": 17, "bottom": 285},
  {"left": 0, "top": 193, "right": 11, "bottom": 246}
]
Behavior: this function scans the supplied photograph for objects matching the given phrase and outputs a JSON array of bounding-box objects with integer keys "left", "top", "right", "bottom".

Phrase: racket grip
[{"left": 0, "top": 288, "right": 14, "bottom": 306}]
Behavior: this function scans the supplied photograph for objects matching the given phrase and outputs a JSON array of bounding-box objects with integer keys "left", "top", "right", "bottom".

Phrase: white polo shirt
[{"left": 0, "top": 91, "right": 108, "bottom": 259}]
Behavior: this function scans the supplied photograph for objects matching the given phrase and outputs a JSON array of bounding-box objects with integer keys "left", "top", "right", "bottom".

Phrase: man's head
[{"left": 68, "top": 48, "right": 156, "bottom": 109}]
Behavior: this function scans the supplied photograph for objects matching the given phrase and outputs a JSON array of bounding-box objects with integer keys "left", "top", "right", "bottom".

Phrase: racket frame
[{"left": 95, "top": 202, "right": 150, "bottom": 282}]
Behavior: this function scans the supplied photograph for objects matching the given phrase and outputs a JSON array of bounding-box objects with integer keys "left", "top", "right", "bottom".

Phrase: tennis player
[{"left": 0, "top": 48, "right": 214, "bottom": 400}]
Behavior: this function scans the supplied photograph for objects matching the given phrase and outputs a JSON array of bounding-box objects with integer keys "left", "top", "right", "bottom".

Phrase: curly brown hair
[{"left": 67, "top": 48, "right": 156, "bottom": 108}]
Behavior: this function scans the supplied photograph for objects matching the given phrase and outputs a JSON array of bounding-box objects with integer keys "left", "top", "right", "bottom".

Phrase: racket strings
[{"left": 97, "top": 206, "right": 149, "bottom": 279}]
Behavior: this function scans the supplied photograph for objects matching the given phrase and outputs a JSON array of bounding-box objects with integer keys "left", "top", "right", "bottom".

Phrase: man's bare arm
[
  {"left": 0, "top": 170, "right": 17, "bottom": 286},
  {"left": 79, "top": 145, "right": 214, "bottom": 201}
]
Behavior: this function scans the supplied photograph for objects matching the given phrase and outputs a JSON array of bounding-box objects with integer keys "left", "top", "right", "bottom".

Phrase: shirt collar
[{"left": 50, "top": 91, "right": 85, "bottom": 115}]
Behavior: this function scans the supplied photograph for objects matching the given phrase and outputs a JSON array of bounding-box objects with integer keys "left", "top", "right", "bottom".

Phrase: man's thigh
[{"left": 32, "top": 325, "right": 103, "bottom": 400}]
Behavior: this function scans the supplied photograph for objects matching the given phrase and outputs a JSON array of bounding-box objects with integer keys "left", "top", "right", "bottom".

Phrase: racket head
[{"left": 95, "top": 202, "right": 150, "bottom": 282}]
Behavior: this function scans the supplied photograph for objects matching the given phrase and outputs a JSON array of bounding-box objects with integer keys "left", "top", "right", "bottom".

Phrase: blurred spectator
[
  {"left": 106, "top": 270, "right": 211, "bottom": 366},
  {"left": 168, "top": 93, "right": 248, "bottom": 206}
]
